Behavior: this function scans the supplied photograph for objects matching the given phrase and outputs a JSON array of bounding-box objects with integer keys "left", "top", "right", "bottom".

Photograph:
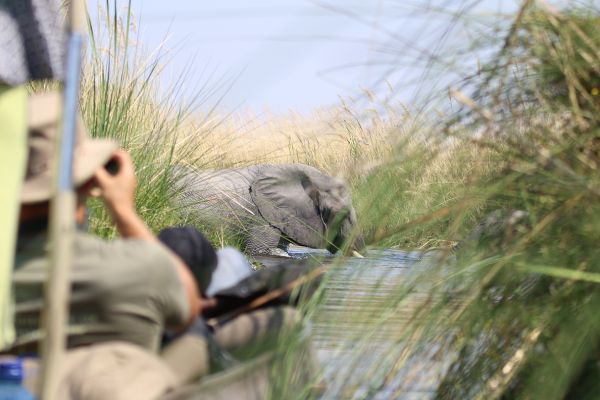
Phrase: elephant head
[{"left": 249, "top": 164, "right": 364, "bottom": 254}]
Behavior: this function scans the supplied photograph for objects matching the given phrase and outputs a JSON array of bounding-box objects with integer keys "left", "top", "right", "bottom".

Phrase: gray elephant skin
[{"left": 173, "top": 164, "right": 364, "bottom": 255}]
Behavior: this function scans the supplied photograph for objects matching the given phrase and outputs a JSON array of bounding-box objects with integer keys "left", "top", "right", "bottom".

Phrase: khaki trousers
[
  {"left": 3, "top": 342, "right": 177, "bottom": 400},
  {"left": 9, "top": 306, "right": 298, "bottom": 399},
  {"left": 162, "top": 306, "right": 298, "bottom": 385}
]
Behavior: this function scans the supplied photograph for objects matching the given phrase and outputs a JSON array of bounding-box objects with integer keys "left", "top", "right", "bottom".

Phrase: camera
[{"left": 104, "top": 158, "right": 120, "bottom": 176}]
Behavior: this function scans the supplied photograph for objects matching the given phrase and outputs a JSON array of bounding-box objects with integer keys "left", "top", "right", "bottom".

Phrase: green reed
[
  {"left": 301, "top": 2, "right": 600, "bottom": 399},
  {"left": 80, "top": 1, "right": 217, "bottom": 239}
]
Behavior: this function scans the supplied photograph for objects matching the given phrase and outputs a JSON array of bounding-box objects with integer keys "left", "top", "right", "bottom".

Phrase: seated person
[
  {"left": 157, "top": 227, "right": 254, "bottom": 301},
  {"left": 158, "top": 227, "right": 301, "bottom": 383},
  {"left": 13, "top": 92, "right": 305, "bottom": 395},
  {"left": 12, "top": 91, "right": 201, "bottom": 353}
]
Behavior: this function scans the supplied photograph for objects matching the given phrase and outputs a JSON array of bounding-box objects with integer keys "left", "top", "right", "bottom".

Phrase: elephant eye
[{"left": 321, "top": 208, "right": 331, "bottom": 223}]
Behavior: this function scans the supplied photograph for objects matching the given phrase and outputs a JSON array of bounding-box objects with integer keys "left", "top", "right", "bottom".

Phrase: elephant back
[{"left": 171, "top": 165, "right": 261, "bottom": 225}]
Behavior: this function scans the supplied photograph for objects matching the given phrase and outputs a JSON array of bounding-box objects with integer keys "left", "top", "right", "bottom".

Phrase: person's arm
[
  {"left": 94, "top": 150, "right": 201, "bottom": 326},
  {"left": 93, "top": 150, "right": 153, "bottom": 241}
]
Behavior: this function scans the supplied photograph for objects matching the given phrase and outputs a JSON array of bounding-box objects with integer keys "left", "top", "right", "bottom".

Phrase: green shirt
[{"left": 13, "top": 230, "right": 189, "bottom": 353}]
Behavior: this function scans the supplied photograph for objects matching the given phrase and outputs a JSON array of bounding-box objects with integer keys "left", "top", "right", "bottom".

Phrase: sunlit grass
[{"left": 81, "top": 2, "right": 491, "bottom": 250}]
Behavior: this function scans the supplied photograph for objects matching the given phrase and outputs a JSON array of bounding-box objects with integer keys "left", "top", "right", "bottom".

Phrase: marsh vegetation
[{"left": 79, "top": 1, "right": 600, "bottom": 398}]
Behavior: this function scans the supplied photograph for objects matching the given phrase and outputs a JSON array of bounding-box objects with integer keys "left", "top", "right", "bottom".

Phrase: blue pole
[{"left": 57, "top": 35, "right": 83, "bottom": 192}]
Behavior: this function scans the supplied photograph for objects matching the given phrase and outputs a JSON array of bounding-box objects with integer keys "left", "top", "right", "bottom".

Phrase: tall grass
[
  {"left": 173, "top": 98, "right": 493, "bottom": 248},
  {"left": 315, "top": 2, "right": 600, "bottom": 399},
  {"left": 81, "top": 1, "right": 490, "bottom": 249},
  {"left": 270, "top": 2, "right": 600, "bottom": 399},
  {"left": 80, "top": 1, "right": 232, "bottom": 239},
  {"left": 430, "top": 4, "right": 600, "bottom": 398}
]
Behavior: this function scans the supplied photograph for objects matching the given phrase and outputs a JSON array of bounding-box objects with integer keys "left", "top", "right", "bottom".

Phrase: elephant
[{"left": 172, "top": 164, "right": 365, "bottom": 256}]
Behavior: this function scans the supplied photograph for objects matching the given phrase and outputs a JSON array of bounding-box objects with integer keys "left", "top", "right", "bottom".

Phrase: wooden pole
[
  {"left": 39, "top": 1, "right": 86, "bottom": 399},
  {"left": 0, "top": 86, "right": 27, "bottom": 351}
]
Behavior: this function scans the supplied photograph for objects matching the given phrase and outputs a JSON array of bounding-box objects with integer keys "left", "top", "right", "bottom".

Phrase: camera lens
[{"left": 105, "top": 159, "right": 119, "bottom": 176}]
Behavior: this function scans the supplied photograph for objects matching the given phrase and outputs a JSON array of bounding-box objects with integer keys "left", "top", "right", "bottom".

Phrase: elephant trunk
[
  {"left": 351, "top": 233, "right": 366, "bottom": 252},
  {"left": 328, "top": 207, "right": 365, "bottom": 256}
]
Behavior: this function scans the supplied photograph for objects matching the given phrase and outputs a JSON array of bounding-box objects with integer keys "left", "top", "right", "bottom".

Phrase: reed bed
[
  {"left": 81, "top": 1, "right": 491, "bottom": 249},
  {"left": 314, "top": 2, "right": 600, "bottom": 399}
]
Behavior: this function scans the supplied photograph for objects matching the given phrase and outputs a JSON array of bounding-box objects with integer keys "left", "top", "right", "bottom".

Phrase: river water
[{"left": 287, "top": 246, "right": 455, "bottom": 399}]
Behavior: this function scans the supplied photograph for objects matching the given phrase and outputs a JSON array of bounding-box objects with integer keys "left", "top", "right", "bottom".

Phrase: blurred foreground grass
[{"left": 366, "top": 3, "right": 600, "bottom": 399}]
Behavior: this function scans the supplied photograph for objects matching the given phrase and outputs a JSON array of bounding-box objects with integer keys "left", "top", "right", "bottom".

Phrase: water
[{"left": 287, "top": 246, "right": 455, "bottom": 399}]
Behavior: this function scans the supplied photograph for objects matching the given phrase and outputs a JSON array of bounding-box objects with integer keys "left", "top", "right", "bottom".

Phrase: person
[
  {"left": 157, "top": 226, "right": 219, "bottom": 296},
  {"left": 12, "top": 91, "right": 201, "bottom": 354},
  {"left": 158, "top": 227, "right": 255, "bottom": 297},
  {"left": 157, "top": 227, "right": 301, "bottom": 384},
  {"left": 13, "top": 92, "right": 303, "bottom": 396}
]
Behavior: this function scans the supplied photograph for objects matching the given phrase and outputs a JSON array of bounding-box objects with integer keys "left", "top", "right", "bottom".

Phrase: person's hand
[
  {"left": 198, "top": 296, "right": 218, "bottom": 317},
  {"left": 94, "top": 149, "right": 137, "bottom": 215}
]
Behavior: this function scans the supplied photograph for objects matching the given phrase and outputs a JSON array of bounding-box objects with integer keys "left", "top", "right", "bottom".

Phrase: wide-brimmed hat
[{"left": 21, "top": 92, "right": 118, "bottom": 204}]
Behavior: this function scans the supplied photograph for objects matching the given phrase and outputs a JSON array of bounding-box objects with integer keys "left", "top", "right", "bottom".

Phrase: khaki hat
[{"left": 22, "top": 91, "right": 118, "bottom": 204}]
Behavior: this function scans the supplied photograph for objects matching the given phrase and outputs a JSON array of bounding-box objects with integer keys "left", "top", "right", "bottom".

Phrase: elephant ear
[{"left": 250, "top": 166, "right": 325, "bottom": 249}]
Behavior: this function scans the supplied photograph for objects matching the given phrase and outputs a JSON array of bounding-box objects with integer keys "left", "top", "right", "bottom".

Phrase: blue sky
[{"left": 89, "top": 1, "right": 524, "bottom": 115}]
